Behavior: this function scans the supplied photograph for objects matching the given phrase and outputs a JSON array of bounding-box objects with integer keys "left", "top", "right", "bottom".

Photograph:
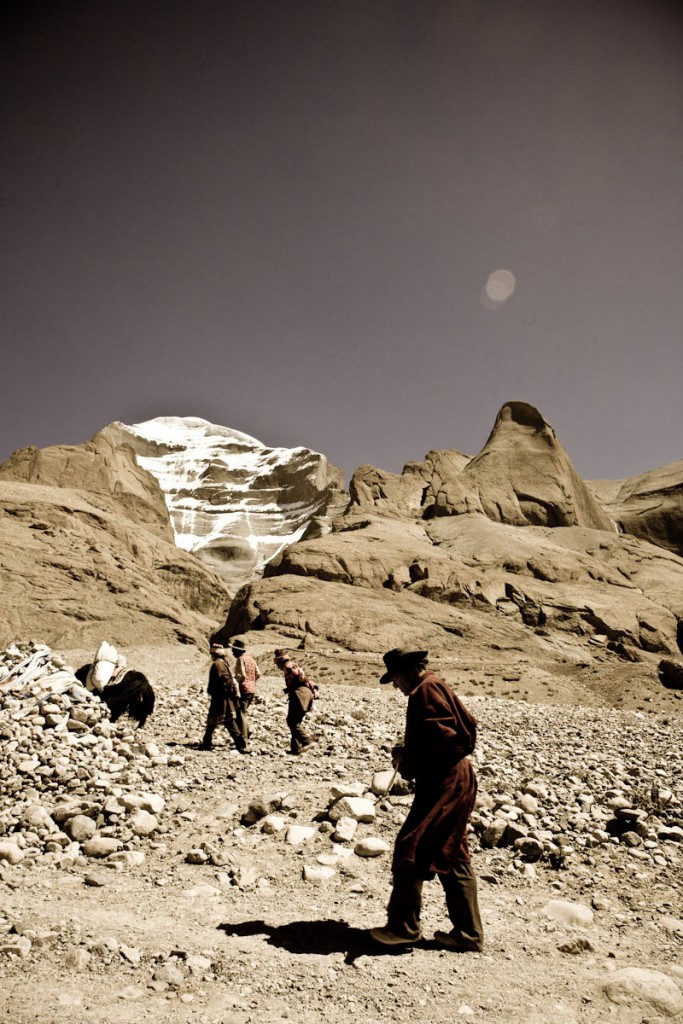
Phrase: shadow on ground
[{"left": 218, "top": 919, "right": 431, "bottom": 964}]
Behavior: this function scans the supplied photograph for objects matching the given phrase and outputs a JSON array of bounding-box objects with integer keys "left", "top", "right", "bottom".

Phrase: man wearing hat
[
  {"left": 231, "top": 639, "right": 261, "bottom": 749},
  {"left": 370, "top": 647, "right": 484, "bottom": 952},
  {"left": 199, "top": 643, "right": 245, "bottom": 753}
]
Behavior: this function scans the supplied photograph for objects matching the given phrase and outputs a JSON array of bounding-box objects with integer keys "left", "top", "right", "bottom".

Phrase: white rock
[
  {"left": 332, "top": 817, "right": 358, "bottom": 843},
  {"left": 371, "top": 770, "right": 395, "bottom": 796},
  {"left": 354, "top": 837, "right": 390, "bottom": 857},
  {"left": 261, "top": 814, "right": 285, "bottom": 834},
  {"left": 602, "top": 967, "right": 683, "bottom": 1017},
  {"left": 285, "top": 825, "right": 316, "bottom": 845},
  {"left": 329, "top": 782, "right": 366, "bottom": 799},
  {"left": 303, "top": 864, "right": 336, "bottom": 882},
  {"left": 0, "top": 842, "right": 25, "bottom": 865},
  {"left": 138, "top": 793, "right": 165, "bottom": 814},
  {"left": 329, "top": 797, "right": 376, "bottom": 823},
  {"left": 542, "top": 900, "right": 594, "bottom": 929},
  {"left": 129, "top": 810, "right": 158, "bottom": 836}
]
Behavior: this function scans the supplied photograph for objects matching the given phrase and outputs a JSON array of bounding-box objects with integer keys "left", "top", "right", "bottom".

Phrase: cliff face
[
  {"left": 589, "top": 460, "right": 683, "bottom": 557},
  {"left": 103, "top": 417, "right": 348, "bottom": 593}
]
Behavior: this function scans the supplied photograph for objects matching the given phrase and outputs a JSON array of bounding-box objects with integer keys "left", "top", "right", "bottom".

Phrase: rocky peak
[
  {"left": 429, "top": 401, "right": 614, "bottom": 530},
  {"left": 103, "top": 416, "right": 348, "bottom": 593}
]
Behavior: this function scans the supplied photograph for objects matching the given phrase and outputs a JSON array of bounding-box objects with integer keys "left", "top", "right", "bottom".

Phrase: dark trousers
[
  {"left": 286, "top": 698, "right": 311, "bottom": 754},
  {"left": 202, "top": 712, "right": 245, "bottom": 751},
  {"left": 386, "top": 861, "right": 484, "bottom": 948},
  {"left": 236, "top": 693, "right": 253, "bottom": 745}
]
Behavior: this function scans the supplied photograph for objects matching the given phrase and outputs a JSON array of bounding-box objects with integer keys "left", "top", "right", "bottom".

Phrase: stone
[
  {"left": 513, "top": 837, "right": 544, "bottom": 861},
  {"left": 64, "top": 814, "right": 97, "bottom": 842},
  {"left": 82, "top": 837, "right": 122, "bottom": 858},
  {"left": 129, "top": 810, "right": 158, "bottom": 836},
  {"left": 602, "top": 967, "right": 683, "bottom": 1017},
  {"left": 354, "top": 837, "right": 390, "bottom": 857},
  {"left": 242, "top": 794, "right": 283, "bottom": 824},
  {"left": 371, "top": 770, "right": 396, "bottom": 796},
  {"left": 329, "top": 782, "right": 366, "bottom": 799},
  {"left": 138, "top": 793, "right": 165, "bottom": 814},
  {"left": 303, "top": 864, "right": 336, "bottom": 882},
  {"left": 332, "top": 817, "right": 358, "bottom": 843},
  {"left": 285, "top": 825, "right": 316, "bottom": 845},
  {"left": 0, "top": 842, "right": 25, "bottom": 865},
  {"left": 0, "top": 936, "right": 32, "bottom": 957},
  {"left": 153, "top": 963, "right": 184, "bottom": 986},
  {"left": 557, "top": 936, "right": 597, "bottom": 954},
  {"left": 542, "top": 900, "right": 594, "bottom": 929},
  {"left": 260, "top": 814, "right": 285, "bottom": 834},
  {"left": 328, "top": 797, "right": 376, "bottom": 823}
]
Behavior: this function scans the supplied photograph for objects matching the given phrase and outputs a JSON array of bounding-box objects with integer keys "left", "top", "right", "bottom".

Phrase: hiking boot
[
  {"left": 369, "top": 925, "right": 422, "bottom": 947},
  {"left": 433, "top": 930, "right": 482, "bottom": 952},
  {"left": 198, "top": 742, "right": 213, "bottom": 751}
]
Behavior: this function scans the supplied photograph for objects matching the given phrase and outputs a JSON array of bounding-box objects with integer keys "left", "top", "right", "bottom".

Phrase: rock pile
[{"left": 0, "top": 642, "right": 172, "bottom": 873}]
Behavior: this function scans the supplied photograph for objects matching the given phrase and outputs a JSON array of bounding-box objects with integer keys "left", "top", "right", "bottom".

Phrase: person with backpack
[
  {"left": 231, "top": 638, "right": 261, "bottom": 749},
  {"left": 273, "top": 649, "right": 317, "bottom": 755},
  {"left": 199, "top": 644, "right": 245, "bottom": 753}
]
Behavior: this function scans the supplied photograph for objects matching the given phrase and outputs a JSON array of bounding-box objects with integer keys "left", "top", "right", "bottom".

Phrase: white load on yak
[
  {"left": 75, "top": 642, "right": 155, "bottom": 728},
  {"left": 84, "top": 641, "right": 127, "bottom": 693}
]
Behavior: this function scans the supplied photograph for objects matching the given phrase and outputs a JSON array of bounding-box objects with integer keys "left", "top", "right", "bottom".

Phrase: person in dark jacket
[
  {"left": 274, "top": 649, "right": 317, "bottom": 755},
  {"left": 369, "top": 647, "right": 484, "bottom": 951},
  {"left": 199, "top": 644, "right": 245, "bottom": 752}
]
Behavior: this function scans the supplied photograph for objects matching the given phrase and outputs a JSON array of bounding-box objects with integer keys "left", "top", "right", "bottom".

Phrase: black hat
[
  {"left": 232, "top": 639, "right": 246, "bottom": 654},
  {"left": 380, "top": 647, "right": 429, "bottom": 684}
]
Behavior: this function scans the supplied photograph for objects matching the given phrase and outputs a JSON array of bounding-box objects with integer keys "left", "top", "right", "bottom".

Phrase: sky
[{"left": 2, "top": 0, "right": 682, "bottom": 486}]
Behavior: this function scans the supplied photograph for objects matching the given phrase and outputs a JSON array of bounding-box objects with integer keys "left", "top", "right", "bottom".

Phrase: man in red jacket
[{"left": 370, "top": 647, "right": 484, "bottom": 952}]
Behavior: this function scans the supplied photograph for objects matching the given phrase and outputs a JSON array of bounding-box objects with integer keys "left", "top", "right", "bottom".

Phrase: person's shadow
[{"left": 218, "top": 919, "right": 426, "bottom": 964}]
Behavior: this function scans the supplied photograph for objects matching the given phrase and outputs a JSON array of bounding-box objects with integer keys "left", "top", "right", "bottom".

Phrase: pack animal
[{"left": 75, "top": 663, "right": 155, "bottom": 728}]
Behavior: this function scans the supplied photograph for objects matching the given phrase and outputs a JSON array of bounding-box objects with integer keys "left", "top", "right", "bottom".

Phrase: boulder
[{"left": 602, "top": 967, "right": 683, "bottom": 1017}]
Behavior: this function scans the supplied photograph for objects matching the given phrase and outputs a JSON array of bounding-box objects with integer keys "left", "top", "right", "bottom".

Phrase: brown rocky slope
[{"left": 0, "top": 436, "right": 229, "bottom": 649}]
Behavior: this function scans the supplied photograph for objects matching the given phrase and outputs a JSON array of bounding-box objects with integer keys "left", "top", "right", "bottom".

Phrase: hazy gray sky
[{"left": 2, "top": 0, "right": 682, "bottom": 484}]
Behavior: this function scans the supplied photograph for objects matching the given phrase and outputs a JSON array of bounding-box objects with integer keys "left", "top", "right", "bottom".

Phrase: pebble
[{"left": 354, "top": 836, "right": 390, "bottom": 857}]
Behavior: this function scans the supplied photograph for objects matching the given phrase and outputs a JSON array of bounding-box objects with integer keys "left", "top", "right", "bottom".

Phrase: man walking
[
  {"left": 231, "top": 638, "right": 261, "bottom": 750},
  {"left": 199, "top": 643, "right": 245, "bottom": 753},
  {"left": 370, "top": 647, "right": 484, "bottom": 951}
]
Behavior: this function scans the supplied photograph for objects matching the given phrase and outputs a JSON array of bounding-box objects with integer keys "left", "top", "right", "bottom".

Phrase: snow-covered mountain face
[{"left": 104, "top": 417, "right": 347, "bottom": 593}]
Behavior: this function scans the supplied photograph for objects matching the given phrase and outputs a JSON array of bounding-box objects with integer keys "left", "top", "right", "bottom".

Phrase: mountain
[
  {"left": 103, "top": 417, "right": 347, "bottom": 593},
  {"left": 221, "top": 402, "right": 683, "bottom": 701},
  {"left": 1, "top": 403, "right": 681, "bottom": 696}
]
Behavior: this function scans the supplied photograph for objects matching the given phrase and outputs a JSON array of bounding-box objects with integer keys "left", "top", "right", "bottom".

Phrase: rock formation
[
  {"left": 104, "top": 417, "right": 348, "bottom": 592},
  {"left": 222, "top": 402, "right": 683, "bottom": 678},
  {"left": 428, "top": 402, "right": 613, "bottom": 528},
  {"left": 589, "top": 459, "right": 683, "bottom": 557},
  {"left": 0, "top": 431, "right": 171, "bottom": 538}
]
